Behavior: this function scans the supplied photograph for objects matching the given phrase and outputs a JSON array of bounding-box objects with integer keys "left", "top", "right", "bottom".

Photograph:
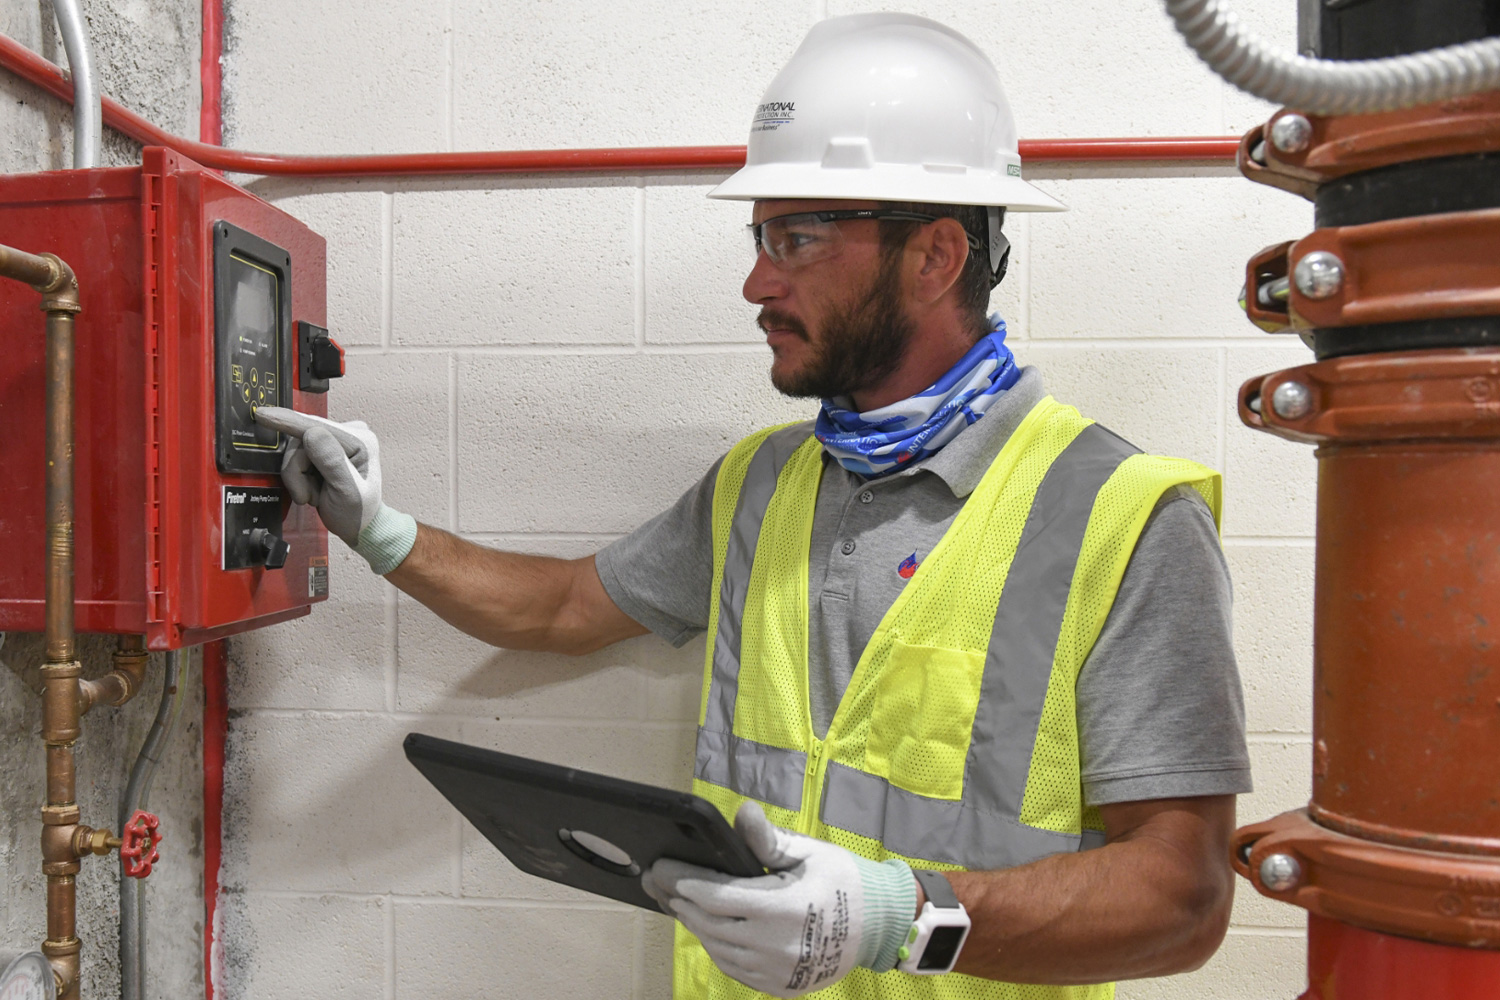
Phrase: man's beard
[{"left": 758, "top": 254, "right": 914, "bottom": 401}]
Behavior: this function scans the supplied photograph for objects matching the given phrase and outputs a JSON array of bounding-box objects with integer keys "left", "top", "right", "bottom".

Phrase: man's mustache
[{"left": 757, "top": 309, "right": 808, "bottom": 339}]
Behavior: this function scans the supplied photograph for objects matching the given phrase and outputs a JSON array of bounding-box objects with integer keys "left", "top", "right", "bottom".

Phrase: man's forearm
[
  {"left": 385, "top": 522, "right": 647, "bottom": 655},
  {"left": 946, "top": 796, "right": 1235, "bottom": 985}
]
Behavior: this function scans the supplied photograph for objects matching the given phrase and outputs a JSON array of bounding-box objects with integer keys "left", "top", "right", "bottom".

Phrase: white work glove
[
  {"left": 642, "top": 801, "right": 916, "bottom": 998},
  {"left": 253, "top": 407, "right": 417, "bottom": 574}
]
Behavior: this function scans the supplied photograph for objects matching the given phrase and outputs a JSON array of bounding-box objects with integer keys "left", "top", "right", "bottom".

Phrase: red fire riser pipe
[{"left": 0, "top": 32, "right": 1238, "bottom": 177}]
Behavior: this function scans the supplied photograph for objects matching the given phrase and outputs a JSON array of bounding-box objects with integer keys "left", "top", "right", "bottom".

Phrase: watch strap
[{"left": 912, "top": 869, "right": 961, "bottom": 910}]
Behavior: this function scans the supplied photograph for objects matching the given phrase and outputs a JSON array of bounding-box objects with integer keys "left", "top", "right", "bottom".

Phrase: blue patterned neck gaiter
[{"left": 814, "top": 317, "right": 1020, "bottom": 477}]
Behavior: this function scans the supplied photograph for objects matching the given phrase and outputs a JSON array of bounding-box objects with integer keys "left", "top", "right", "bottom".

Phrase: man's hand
[
  {"left": 254, "top": 407, "right": 416, "bottom": 573},
  {"left": 642, "top": 802, "right": 916, "bottom": 998}
]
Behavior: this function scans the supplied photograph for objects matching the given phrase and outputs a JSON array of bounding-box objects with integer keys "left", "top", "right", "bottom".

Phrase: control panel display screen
[{"left": 214, "top": 222, "right": 292, "bottom": 474}]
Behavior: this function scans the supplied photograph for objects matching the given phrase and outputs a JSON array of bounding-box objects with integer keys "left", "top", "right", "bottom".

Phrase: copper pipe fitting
[
  {"left": 80, "top": 635, "right": 150, "bottom": 714},
  {"left": 0, "top": 240, "right": 64, "bottom": 289},
  {"left": 72, "top": 826, "right": 123, "bottom": 858},
  {"left": 40, "top": 660, "right": 82, "bottom": 745},
  {"left": 42, "top": 936, "right": 79, "bottom": 1000}
]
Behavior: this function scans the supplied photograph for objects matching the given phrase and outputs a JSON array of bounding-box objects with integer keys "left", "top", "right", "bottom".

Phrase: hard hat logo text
[{"left": 753, "top": 101, "right": 796, "bottom": 133}]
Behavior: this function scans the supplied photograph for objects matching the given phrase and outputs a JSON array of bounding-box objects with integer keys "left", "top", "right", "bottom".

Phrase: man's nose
[{"left": 743, "top": 250, "right": 789, "bottom": 304}]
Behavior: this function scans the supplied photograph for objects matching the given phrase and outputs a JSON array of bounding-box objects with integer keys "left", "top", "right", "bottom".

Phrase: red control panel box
[{"left": 0, "top": 148, "right": 332, "bottom": 649}]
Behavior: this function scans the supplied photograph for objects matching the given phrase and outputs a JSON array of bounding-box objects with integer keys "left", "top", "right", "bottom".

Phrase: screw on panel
[
  {"left": 1271, "top": 113, "right": 1313, "bottom": 153},
  {"left": 1294, "top": 251, "right": 1345, "bottom": 300},
  {"left": 1260, "top": 853, "right": 1303, "bottom": 891},
  {"left": 1271, "top": 381, "right": 1314, "bottom": 420}
]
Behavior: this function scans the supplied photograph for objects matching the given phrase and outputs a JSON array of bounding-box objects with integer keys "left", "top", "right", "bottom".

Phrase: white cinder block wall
[{"left": 220, "top": 1, "right": 1317, "bottom": 997}]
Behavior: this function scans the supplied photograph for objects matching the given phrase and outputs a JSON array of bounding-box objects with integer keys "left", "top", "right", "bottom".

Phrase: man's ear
[{"left": 910, "top": 218, "right": 971, "bottom": 306}]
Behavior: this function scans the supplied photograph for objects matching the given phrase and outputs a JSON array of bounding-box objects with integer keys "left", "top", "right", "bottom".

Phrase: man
[{"left": 258, "top": 12, "right": 1249, "bottom": 1000}]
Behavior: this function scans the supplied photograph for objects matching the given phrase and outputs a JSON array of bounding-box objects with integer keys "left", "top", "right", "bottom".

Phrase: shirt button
[
  {"left": 841, "top": 540, "right": 857, "bottom": 556},
  {"left": 859, "top": 491, "right": 874, "bottom": 504}
]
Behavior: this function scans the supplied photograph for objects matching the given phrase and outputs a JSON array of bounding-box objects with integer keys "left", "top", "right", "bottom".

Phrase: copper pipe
[
  {"left": 80, "top": 635, "right": 150, "bottom": 714},
  {"left": 1, "top": 242, "right": 84, "bottom": 999}
]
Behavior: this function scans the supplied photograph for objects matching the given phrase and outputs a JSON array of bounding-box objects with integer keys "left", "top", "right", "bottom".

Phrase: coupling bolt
[
  {"left": 1294, "top": 251, "right": 1344, "bottom": 300},
  {"left": 1270, "top": 113, "right": 1313, "bottom": 154},
  {"left": 1260, "top": 853, "right": 1303, "bottom": 892},
  {"left": 1271, "top": 381, "right": 1314, "bottom": 420}
]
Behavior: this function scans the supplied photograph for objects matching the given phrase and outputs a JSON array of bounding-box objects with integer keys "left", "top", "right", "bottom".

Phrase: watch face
[{"left": 918, "top": 925, "right": 966, "bottom": 971}]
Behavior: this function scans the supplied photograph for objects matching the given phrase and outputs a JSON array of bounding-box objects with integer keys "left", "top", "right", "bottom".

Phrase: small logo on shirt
[{"left": 898, "top": 553, "right": 919, "bottom": 579}]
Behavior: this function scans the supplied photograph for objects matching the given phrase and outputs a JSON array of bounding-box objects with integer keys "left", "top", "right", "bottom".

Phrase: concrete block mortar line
[
  {"left": 458, "top": 531, "right": 626, "bottom": 544},
  {"left": 442, "top": 0, "right": 455, "bottom": 153},
  {"left": 385, "top": 579, "right": 399, "bottom": 714},
  {"left": 635, "top": 182, "right": 647, "bottom": 349},
  {"left": 235, "top": 706, "right": 698, "bottom": 731},
  {"left": 448, "top": 353, "right": 459, "bottom": 532},
  {"left": 247, "top": 887, "right": 639, "bottom": 913},
  {"left": 380, "top": 192, "right": 394, "bottom": 349},
  {"left": 1217, "top": 346, "right": 1228, "bottom": 473},
  {"left": 345, "top": 342, "right": 769, "bottom": 356},
  {"left": 1222, "top": 926, "right": 1307, "bottom": 939},
  {"left": 1221, "top": 535, "right": 1316, "bottom": 546},
  {"left": 452, "top": 806, "right": 463, "bottom": 898},
  {"left": 633, "top": 910, "right": 647, "bottom": 1000},
  {"left": 384, "top": 892, "right": 396, "bottom": 1000},
  {"left": 1021, "top": 336, "right": 1289, "bottom": 350},
  {"left": 1015, "top": 212, "right": 1032, "bottom": 339}
]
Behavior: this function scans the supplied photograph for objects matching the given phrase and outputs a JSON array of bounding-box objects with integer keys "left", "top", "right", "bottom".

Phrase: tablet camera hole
[{"left": 559, "top": 827, "right": 640, "bottom": 877}]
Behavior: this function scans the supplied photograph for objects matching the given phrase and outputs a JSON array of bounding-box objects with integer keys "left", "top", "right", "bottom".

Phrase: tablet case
[{"left": 404, "top": 732, "right": 763, "bottom": 911}]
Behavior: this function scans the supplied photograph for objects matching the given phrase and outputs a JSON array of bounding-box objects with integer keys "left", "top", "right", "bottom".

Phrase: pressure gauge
[{"left": 0, "top": 952, "right": 58, "bottom": 1000}]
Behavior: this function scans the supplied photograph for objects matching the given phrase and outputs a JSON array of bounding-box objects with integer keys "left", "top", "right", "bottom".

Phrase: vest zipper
[{"left": 801, "top": 738, "right": 826, "bottom": 834}]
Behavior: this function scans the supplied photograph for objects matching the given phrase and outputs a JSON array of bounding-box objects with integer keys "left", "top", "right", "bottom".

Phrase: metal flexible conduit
[
  {"left": 50, "top": 0, "right": 99, "bottom": 168},
  {"left": 1165, "top": 0, "right": 1500, "bottom": 114},
  {"left": 119, "top": 648, "right": 190, "bottom": 1000}
]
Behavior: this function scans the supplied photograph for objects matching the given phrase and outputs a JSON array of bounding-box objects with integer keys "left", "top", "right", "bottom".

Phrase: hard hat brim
[{"left": 706, "top": 162, "right": 1067, "bottom": 212}]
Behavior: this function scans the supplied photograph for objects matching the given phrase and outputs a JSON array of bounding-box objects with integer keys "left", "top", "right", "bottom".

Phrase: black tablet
[{"left": 403, "top": 733, "right": 763, "bottom": 911}]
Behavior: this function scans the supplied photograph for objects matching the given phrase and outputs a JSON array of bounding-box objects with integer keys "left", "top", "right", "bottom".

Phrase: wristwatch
[{"left": 897, "top": 869, "right": 971, "bottom": 975}]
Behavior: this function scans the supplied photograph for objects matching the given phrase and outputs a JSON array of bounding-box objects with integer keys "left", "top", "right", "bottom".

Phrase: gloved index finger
[{"left": 254, "top": 406, "right": 368, "bottom": 461}]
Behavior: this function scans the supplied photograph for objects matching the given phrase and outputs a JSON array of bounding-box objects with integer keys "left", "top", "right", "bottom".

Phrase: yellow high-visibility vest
[{"left": 677, "top": 396, "right": 1222, "bottom": 1000}]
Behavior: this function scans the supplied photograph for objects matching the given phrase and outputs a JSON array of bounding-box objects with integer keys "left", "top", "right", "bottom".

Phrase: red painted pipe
[
  {"left": 199, "top": 7, "right": 227, "bottom": 996},
  {"left": 0, "top": 32, "right": 1238, "bottom": 176},
  {"left": 1301, "top": 915, "right": 1500, "bottom": 999},
  {"left": 201, "top": 640, "right": 227, "bottom": 1000},
  {"left": 199, "top": 0, "right": 222, "bottom": 148}
]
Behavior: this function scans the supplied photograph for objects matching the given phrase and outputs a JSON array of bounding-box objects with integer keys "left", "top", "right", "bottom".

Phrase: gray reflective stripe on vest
[
  {"left": 699, "top": 422, "right": 816, "bottom": 773},
  {"left": 820, "top": 423, "right": 1138, "bottom": 866},
  {"left": 822, "top": 763, "right": 1108, "bottom": 867},
  {"left": 695, "top": 728, "right": 805, "bottom": 812}
]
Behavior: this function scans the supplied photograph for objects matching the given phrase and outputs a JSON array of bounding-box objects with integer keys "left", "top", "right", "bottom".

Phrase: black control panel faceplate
[{"left": 213, "top": 221, "right": 292, "bottom": 474}]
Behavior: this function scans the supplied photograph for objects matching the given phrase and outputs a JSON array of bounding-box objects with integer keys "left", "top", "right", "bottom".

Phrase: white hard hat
[{"left": 710, "top": 12, "right": 1064, "bottom": 212}]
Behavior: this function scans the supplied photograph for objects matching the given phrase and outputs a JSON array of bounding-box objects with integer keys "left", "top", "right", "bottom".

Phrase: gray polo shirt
[{"left": 597, "top": 367, "right": 1251, "bottom": 807}]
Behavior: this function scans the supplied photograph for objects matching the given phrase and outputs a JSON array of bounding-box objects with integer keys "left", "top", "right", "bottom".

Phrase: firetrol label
[{"left": 222, "top": 486, "right": 286, "bottom": 570}]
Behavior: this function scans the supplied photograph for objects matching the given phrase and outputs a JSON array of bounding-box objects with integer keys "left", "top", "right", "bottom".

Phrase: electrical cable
[
  {"left": 50, "top": 0, "right": 100, "bottom": 168},
  {"left": 118, "top": 648, "right": 190, "bottom": 1000},
  {"left": 1165, "top": 0, "right": 1500, "bottom": 114}
]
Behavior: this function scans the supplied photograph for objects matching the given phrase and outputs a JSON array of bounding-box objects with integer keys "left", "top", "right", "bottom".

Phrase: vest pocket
[{"left": 864, "top": 637, "right": 984, "bottom": 801}]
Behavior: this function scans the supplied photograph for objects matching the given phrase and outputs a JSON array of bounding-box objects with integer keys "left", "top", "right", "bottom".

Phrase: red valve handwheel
[{"left": 120, "top": 810, "right": 162, "bottom": 879}]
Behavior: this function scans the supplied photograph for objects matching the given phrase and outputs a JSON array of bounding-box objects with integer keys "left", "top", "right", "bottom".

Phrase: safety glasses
[{"left": 748, "top": 209, "right": 986, "bottom": 269}]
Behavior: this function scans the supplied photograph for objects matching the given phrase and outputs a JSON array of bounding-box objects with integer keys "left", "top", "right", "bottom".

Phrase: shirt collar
[{"left": 859, "top": 366, "right": 1047, "bottom": 498}]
